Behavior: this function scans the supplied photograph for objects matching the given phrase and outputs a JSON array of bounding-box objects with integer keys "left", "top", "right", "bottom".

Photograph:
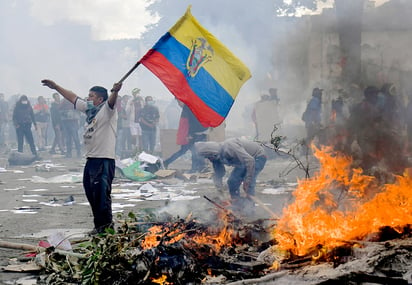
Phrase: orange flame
[
  {"left": 274, "top": 146, "right": 412, "bottom": 256},
  {"left": 141, "top": 225, "right": 186, "bottom": 250},
  {"left": 151, "top": 275, "right": 170, "bottom": 285},
  {"left": 141, "top": 211, "right": 235, "bottom": 252},
  {"left": 192, "top": 211, "right": 235, "bottom": 252}
]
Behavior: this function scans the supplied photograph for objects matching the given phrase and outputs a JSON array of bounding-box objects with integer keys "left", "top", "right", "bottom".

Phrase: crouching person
[{"left": 195, "top": 138, "right": 267, "bottom": 213}]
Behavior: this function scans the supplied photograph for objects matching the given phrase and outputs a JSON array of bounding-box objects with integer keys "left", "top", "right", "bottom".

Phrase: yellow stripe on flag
[{"left": 169, "top": 6, "right": 251, "bottom": 99}]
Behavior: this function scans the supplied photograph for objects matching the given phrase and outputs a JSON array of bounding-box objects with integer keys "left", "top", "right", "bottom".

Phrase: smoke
[
  {"left": 0, "top": 0, "right": 159, "bottom": 100},
  {"left": 0, "top": 0, "right": 403, "bottom": 141},
  {"left": 0, "top": 0, "right": 279, "bottom": 133}
]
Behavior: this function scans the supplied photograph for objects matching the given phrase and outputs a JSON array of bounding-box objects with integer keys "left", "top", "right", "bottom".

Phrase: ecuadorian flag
[{"left": 139, "top": 6, "right": 251, "bottom": 127}]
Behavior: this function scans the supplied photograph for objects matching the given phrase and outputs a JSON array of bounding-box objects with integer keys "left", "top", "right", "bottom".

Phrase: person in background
[
  {"left": 301, "top": 87, "right": 323, "bottom": 148},
  {"left": 60, "top": 97, "right": 81, "bottom": 158},
  {"left": 139, "top": 96, "right": 160, "bottom": 154},
  {"left": 346, "top": 86, "right": 380, "bottom": 171},
  {"left": 376, "top": 83, "right": 408, "bottom": 174},
  {"left": 164, "top": 98, "right": 181, "bottom": 129},
  {"left": 127, "top": 88, "right": 144, "bottom": 153},
  {"left": 116, "top": 95, "right": 132, "bottom": 157},
  {"left": 163, "top": 101, "right": 207, "bottom": 172},
  {"left": 41, "top": 79, "right": 122, "bottom": 234},
  {"left": 251, "top": 94, "right": 269, "bottom": 140},
  {"left": 195, "top": 137, "right": 267, "bottom": 212},
  {"left": 12, "top": 95, "right": 38, "bottom": 157},
  {"left": 49, "top": 93, "right": 65, "bottom": 155},
  {"left": 33, "top": 96, "right": 50, "bottom": 151},
  {"left": 0, "top": 93, "right": 9, "bottom": 147},
  {"left": 327, "top": 96, "right": 348, "bottom": 152}
]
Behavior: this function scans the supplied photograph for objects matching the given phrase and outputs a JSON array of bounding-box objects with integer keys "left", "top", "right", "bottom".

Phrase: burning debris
[
  {"left": 3, "top": 132, "right": 412, "bottom": 284},
  {"left": 274, "top": 146, "right": 412, "bottom": 256},
  {"left": 9, "top": 204, "right": 275, "bottom": 284}
]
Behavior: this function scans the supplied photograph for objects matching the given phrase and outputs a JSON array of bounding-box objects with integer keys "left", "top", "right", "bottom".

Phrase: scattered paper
[
  {"left": 262, "top": 187, "right": 292, "bottom": 195},
  {"left": 31, "top": 173, "right": 82, "bottom": 183},
  {"left": 47, "top": 231, "right": 72, "bottom": 251},
  {"left": 4, "top": 187, "right": 26, "bottom": 191},
  {"left": 138, "top": 152, "right": 159, "bottom": 164}
]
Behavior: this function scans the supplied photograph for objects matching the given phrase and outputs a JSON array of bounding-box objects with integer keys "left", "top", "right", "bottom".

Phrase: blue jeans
[
  {"left": 164, "top": 134, "right": 206, "bottom": 171},
  {"left": 164, "top": 143, "right": 191, "bottom": 167},
  {"left": 227, "top": 155, "right": 267, "bottom": 198},
  {"left": 83, "top": 158, "right": 115, "bottom": 232}
]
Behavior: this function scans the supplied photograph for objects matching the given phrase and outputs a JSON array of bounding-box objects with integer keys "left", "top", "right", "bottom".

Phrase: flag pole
[{"left": 117, "top": 61, "right": 141, "bottom": 84}]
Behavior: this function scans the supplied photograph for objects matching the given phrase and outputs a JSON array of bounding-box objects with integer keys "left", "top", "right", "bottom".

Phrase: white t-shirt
[{"left": 75, "top": 98, "right": 118, "bottom": 159}]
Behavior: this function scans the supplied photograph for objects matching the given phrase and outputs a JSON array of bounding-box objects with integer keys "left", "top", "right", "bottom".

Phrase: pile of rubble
[{"left": 2, "top": 204, "right": 412, "bottom": 284}]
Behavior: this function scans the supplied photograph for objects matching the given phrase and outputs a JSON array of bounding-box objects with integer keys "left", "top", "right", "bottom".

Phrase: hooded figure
[
  {"left": 196, "top": 138, "right": 267, "bottom": 212},
  {"left": 195, "top": 141, "right": 224, "bottom": 189},
  {"left": 12, "top": 95, "right": 38, "bottom": 156}
]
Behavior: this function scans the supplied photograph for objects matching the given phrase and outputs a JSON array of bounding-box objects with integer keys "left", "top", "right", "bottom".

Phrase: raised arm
[
  {"left": 41, "top": 79, "right": 78, "bottom": 104},
  {"left": 108, "top": 82, "right": 122, "bottom": 109}
]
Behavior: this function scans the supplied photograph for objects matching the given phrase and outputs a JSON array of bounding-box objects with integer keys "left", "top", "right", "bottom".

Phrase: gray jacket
[
  {"left": 220, "top": 138, "right": 265, "bottom": 185},
  {"left": 195, "top": 138, "right": 265, "bottom": 189}
]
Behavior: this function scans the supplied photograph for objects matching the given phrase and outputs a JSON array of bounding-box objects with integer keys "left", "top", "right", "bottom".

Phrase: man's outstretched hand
[{"left": 41, "top": 79, "right": 57, "bottom": 90}]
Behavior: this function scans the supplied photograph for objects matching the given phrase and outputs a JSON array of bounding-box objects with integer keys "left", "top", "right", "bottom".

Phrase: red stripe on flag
[{"left": 140, "top": 50, "right": 225, "bottom": 127}]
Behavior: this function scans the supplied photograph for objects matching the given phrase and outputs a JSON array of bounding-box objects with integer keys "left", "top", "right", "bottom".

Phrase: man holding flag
[
  {"left": 39, "top": 5, "right": 250, "bottom": 231},
  {"left": 41, "top": 79, "right": 122, "bottom": 234}
]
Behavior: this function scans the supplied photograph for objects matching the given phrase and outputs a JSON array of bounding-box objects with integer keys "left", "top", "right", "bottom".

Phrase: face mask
[
  {"left": 147, "top": 101, "right": 154, "bottom": 105},
  {"left": 87, "top": 100, "right": 95, "bottom": 109},
  {"left": 21, "top": 100, "right": 28, "bottom": 104}
]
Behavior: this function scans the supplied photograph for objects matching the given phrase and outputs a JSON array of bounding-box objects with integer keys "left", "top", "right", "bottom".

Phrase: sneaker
[
  {"left": 91, "top": 223, "right": 115, "bottom": 235},
  {"left": 88, "top": 228, "right": 98, "bottom": 236}
]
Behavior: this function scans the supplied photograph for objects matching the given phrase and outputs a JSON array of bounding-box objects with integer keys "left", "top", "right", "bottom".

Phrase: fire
[
  {"left": 192, "top": 225, "right": 234, "bottom": 252},
  {"left": 192, "top": 210, "right": 235, "bottom": 252},
  {"left": 141, "top": 225, "right": 186, "bottom": 250},
  {"left": 151, "top": 275, "right": 171, "bottom": 285},
  {"left": 140, "top": 214, "right": 234, "bottom": 252},
  {"left": 274, "top": 146, "right": 412, "bottom": 256},
  {"left": 141, "top": 225, "right": 162, "bottom": 249}
]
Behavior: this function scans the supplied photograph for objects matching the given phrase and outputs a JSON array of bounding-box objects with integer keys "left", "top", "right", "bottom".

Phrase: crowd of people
[
  {"left": 1, "top": 92, "right": 84, "bottom": 159},
  {"left": 301, "top": 82, "right": 412, "bottom": 177},
  {"left": 0, "top": 87, "right": 167, "bottom": 160}
]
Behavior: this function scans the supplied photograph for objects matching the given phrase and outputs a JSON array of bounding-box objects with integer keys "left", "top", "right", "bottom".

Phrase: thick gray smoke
[{"left": 0, "top": 0, "right": 400, "bottom": 140}]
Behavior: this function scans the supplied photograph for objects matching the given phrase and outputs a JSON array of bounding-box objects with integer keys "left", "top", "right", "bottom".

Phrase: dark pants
[
  {"left": 228, "top": 155, "right": 267, "bottom": 198},
  {"left": 51, "top": 124, "right": 65, "bottom": 153},
  {"left": 62, "top": 120, "right": 81, "bottom": 157},
  {"left": 15, "top": 123, "right": 37, "bottom": 155},
  {"left": 163, "top": 134, "right": 206, "bottom": 171},
  {"left": 83, "top": 158, "right": 115, "bottom": 232},
  {"left": 116, "top": 127, "right": 132, "bottom": 156},
  {"left": 164, "top": 143, "right": 191, "bottom": 167},
  {"left": 141, "top": 128, "right": 156, "bottom": 153}
]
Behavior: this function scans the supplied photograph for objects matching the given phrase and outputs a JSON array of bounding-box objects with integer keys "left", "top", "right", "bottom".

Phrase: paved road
[{"left": 0, "top": 149, "right": 303, "bottom": 284}]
